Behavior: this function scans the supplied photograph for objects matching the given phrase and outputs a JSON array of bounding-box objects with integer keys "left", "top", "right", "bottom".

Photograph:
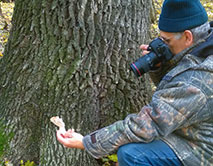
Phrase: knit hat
[{"left": 158, "top": 0, "right": 208, "bottom": 32}]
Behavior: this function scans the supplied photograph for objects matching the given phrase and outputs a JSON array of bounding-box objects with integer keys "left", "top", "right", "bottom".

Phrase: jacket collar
[
  {"left": 191, "top": 29, "right": 213, "bottom": 58},
  {"left": 169, "top": 22, "right": 213, "bottom": 66}
]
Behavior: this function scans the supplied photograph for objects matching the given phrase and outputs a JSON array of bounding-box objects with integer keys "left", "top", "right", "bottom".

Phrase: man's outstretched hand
[{"left": 56, "top": 129, "right": 85, "bottom": 150}]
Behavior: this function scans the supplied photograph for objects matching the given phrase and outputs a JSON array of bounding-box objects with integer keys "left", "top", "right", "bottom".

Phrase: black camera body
[{"left": 130, "top": 38, "right": 173, "bottom": 77}]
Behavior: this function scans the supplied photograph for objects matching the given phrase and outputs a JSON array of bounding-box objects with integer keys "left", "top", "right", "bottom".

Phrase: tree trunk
[{"left": 0, "top": 0, "right": 153, "bottom": 165}]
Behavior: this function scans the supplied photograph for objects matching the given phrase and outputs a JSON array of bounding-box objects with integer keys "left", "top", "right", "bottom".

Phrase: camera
[{"left": 130, "top": 37, "right": 173, "bottom": 77}]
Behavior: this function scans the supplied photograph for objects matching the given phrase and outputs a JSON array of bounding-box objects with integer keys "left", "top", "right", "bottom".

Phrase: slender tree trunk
[{"left": 0, "top": 0, "right": 153, "bottom": 165}]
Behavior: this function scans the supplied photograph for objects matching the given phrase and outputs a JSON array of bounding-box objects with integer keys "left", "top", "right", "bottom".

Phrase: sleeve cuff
[{"left": 83, "top": 132, "right": 109, "bottom": 159}]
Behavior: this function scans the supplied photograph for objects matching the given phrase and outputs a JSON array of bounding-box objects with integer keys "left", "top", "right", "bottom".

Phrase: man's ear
[{"left": 184, "top": 30, "right": 194, "bottom": 46}]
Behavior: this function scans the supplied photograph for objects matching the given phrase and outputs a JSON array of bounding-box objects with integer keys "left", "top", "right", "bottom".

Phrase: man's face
[{"left": 160, "top": 31, "right": 191, "bottom": 55}]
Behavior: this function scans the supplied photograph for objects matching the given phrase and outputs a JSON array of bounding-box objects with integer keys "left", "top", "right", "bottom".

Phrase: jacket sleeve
[
  {"left": 82, "top": 81, "right": 207, "bottom": 159},
  {"left": 149, "top": 60, "right": 175, "bottom": 86}
]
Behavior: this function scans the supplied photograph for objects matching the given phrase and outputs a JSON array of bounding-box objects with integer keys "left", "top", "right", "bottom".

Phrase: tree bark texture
[{"left": 0, "top": 0, "right": 153, "bottom": 165}]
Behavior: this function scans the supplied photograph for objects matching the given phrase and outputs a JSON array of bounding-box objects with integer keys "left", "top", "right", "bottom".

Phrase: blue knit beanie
[{"left": 159, "top": 0, "right": 208, "bottom": 32}]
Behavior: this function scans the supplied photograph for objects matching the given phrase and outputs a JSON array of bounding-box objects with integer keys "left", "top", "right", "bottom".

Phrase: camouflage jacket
[{"left": 83, "top": 26, "right": 213, "bottom": 166}]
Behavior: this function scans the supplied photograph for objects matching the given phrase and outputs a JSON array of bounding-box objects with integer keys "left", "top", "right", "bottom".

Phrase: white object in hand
[{"left": 50, "top": 116, "right": 66, "bottom": 134}]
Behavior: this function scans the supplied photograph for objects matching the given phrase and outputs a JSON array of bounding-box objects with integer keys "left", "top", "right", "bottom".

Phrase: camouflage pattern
[{"left": 83, "top": 26, "right": 213, "bottom": 166}]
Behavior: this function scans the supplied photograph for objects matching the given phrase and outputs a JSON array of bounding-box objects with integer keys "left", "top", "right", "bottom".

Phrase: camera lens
[
  {"left": 130, "top": 52, "right": 157, "bottom": 77},
  {"left": 130, "top": 62, "right": 143, "bottom": 77},
  {"left": 130, "top": 38, "right": 173, "bottom": 77}
]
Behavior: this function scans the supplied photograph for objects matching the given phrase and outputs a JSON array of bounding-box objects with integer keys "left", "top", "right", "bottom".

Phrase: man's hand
[
  {"left": 56, "top": 129, "right": 85, "bottom": 150},
  {"left": 140, "top": 44, "right": 149, "bottom": 55},
  {"left": 140, "top": 44, "right": 161, "bottom": 68}
]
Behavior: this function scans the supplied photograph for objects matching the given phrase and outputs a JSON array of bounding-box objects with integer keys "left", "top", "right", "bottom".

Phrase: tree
[{"left": 0, "top": 0, "right": 153, "bottom": 165}]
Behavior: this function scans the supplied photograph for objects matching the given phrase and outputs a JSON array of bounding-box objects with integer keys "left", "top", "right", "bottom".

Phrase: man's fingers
[
  {"left": 64, "top": 131, "right": 73, "bottom": 138},
  {"left": 140, "top": 44, "right": 148, "bottom": 50},
  {"left": 56, "top": 130, "right": 65, "bottom": 141},
  {"left": 57, "top": 130, "right": 71, "bottom": 147},
  {"left": 56, "top": 130, "right": 84, "bottom": 149},
  {"left": 67, "top": 128, "right": 75, "bottom": 133},
  {"left": 142, "top": 51, "right": 150, "bottom": 56},
  {"left": 140, "top": 44, "right": 149, "bottom": 56}
]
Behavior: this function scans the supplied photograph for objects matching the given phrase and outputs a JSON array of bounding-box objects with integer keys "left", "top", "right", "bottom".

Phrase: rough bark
[{"left": 0, "top": 0, "right": 153, "bottom": 165}]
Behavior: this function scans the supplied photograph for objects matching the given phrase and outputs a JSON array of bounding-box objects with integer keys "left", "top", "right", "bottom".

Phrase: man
[{"left": 57, "top": 0, "right": 213, "bottom": 165}]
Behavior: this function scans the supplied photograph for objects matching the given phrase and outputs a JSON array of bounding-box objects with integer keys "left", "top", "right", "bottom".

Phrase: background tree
[{"left": 0, "top": 0, "right": 153, "bottom": 165}]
